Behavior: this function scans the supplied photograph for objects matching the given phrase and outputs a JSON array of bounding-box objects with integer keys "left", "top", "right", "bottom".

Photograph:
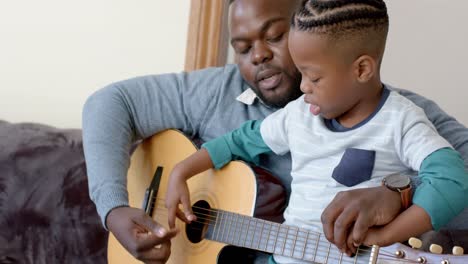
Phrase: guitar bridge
[{"left": 142, "top": 166, "right": 163, "bottom": 217}]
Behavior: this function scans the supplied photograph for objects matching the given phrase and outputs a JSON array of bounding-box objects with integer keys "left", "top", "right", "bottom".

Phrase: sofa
[
  {"left": 0, "top": 121, "right": 107, "bottom": 264},
  {"left": 0, "top": 120, "right": 466, "bottom": 263}
]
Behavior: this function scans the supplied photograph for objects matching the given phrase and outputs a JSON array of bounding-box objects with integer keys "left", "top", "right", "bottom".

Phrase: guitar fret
[
  {"left": 221, "top": 210, "right": 228, "bottom": 243},
  {"left": 217, "top": 210, "right": 223, "bottom": 242},
  {"left": 325, "top": 242, "right": 331, "bottom": 263},
  {"left": 291, "top": 227, "right": 298, "bottom": 258},
  {"left": 260, "top": 220, "right": 266, "bottom": 251},
  {"left": 281, "top": 225, "right": 287, "bottom": 255},
  {"left": 301, "top": 230, "right": 309, "bottom": 260},
  {"left": 215, "top": 210, "right": 221, "bottom": 241},
  {"left": 266, "top": 221, "right": 273, "bottom": 252},
  {"left": 243, "top": 216, "right": 250, "bottom": 248},
  {"left": 250, "top": 218, "right": 257, "bottom": 249},
  {"left": 313, "top": 233, "right": 320, "bottom": 262},
  {"left": 237, "top": 214, "right": 244, "bottom": 246},
  {"left": 225, "top": 211, "right": 233, "bottom": 245},
  {"left": 272, "top": 223, "right": 279, "bottom": 254},
  {"left": 257, "top": 219, "right": 264, "bottom": 250}
]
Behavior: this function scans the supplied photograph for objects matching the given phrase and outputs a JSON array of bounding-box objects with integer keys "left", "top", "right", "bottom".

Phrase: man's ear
[{"left": 353, "top": 55, "right": 376, "bottom": 83}]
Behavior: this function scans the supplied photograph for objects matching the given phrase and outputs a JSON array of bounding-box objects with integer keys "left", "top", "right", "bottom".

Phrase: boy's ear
[{"left": 353, "top": 55, "right": 376, "bottom": 83}]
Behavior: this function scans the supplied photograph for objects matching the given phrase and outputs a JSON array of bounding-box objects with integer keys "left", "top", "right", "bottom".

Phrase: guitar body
[{"left": 108, "top": 129, "right": 258, "bottom": 264}]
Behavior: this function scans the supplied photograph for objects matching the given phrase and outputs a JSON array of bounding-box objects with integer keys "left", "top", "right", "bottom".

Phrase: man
[{"left": 82, "top": 0, "right": 468, "bottom": 263}]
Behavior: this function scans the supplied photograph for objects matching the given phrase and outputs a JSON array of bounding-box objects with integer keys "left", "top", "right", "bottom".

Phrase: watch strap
[{"left": 399, "top": 185, "right": 413, "bottom": 210}]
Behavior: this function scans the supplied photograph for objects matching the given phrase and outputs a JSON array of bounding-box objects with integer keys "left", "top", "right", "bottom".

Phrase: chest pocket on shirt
[{"left": 332, "top": 148, "right": 375, "bottom": 187}]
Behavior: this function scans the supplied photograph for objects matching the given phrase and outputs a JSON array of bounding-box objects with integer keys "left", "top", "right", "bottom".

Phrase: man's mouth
[{"left": 257, "top": 72, "right": 282, "bottom": 90}]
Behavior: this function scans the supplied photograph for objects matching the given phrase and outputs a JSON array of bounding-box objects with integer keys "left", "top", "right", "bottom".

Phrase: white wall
[
  {"left": 0, "top": 1, "right": 190, "bottom": 128},
  {"left": 383, "top": 0, "right": 468, "bottom": 126}
]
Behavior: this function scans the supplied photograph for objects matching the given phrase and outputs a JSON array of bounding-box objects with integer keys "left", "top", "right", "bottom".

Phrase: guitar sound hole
[{"left": 186, "top": 200, "right": 211, "bottom": 244}]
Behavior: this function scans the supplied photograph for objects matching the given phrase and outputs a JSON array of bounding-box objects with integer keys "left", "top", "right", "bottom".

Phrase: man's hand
[
  {"left": 321, "top": 186, "right": 401, "bottom": 256},
  {"left": 107, "top": 207, "right": 178, "bottom": 264}
]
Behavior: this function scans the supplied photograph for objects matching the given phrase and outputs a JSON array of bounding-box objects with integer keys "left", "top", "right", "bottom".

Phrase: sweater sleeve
[
  {"left": 414, "top": 148, "right": 468, "bottom": 230},
  {"left": 82, "top": 66, "right": 234, "bottom": 227},
  {"left": 202, "top": 120, "right": 273, "bottom": 169},
  {"left": 397, "top": 88, "right": 468, "bottom": 167}
]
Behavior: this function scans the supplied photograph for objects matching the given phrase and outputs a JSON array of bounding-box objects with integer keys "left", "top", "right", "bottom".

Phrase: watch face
[{"left": 385, "top": 173, "right": 411, "bottom": 189}]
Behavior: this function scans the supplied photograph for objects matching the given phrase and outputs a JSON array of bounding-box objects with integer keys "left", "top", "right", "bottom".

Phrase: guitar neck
[{"left": 202, "top": 208, "right": 370, "bottom": 264}]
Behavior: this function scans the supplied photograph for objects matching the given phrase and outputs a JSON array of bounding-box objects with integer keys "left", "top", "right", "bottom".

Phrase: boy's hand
[
  {"left": 165, "top": 169, "right": 196, "bottom": 229},
  {"left": 362, "top": 226, "right": 390, "bottom": 247}
]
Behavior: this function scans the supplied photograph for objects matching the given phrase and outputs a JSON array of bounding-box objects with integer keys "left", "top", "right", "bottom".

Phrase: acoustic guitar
[{"left": 108, "top": 129, "right": 467, "bottom": 264}]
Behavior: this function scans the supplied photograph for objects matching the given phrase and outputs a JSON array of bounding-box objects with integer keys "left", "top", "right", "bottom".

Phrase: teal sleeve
[
  {"left": 201, "top": 120, "right": 273, "bottom": 169},
  {"left": 414, "top": 147, "right": 468, "bottom": 230}
]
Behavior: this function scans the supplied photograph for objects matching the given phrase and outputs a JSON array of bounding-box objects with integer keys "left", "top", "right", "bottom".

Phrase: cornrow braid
[{"left": 291, "top": 0, "right": 388, "bottom": 35}]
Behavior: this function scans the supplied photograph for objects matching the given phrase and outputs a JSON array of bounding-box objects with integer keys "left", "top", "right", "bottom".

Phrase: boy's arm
[
  {"left": 202, "top": 120, "right": 273, "bottom": 169},
  {"left": 364, "top": 148, "right": 468, "bottom": 246},
  {"left": 166, "top": 120, "right": 274, "bottom": 227},
  {"left": 165, "top": 148, "right": 214, "bottom": 228}
]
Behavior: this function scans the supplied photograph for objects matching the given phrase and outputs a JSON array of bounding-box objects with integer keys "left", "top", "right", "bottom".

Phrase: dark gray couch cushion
[{"left": 0, "top": 121, "right": 107, "bottom": 264}]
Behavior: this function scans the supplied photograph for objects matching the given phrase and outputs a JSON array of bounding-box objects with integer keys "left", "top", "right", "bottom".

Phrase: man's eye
[
  {"left": 267, "top": 33, "right": 284, "bottom": 43},
  {"left": 240, "top": 47, "right": 251, "bottom": 54},
  {"left": 311, "top": 78, "right": 321, "bottom": 83},
  {"left": 236, "top": 46, "right": 251, "bottom": 55}
]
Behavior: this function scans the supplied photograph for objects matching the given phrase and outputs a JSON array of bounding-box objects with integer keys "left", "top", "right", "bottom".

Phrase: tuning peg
[
  {"left": 429, "top": 243, "right": 443, "bottom": 254},
  {"left": 452, "top": 246, "right": 464, "bottom": 256},
  {"left": 408, "top": 237, "right": 422, "bottom": 249}
]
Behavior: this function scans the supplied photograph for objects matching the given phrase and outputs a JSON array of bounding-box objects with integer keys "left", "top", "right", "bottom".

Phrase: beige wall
[
  {"left": 383, "top": 1, "right": 468, "bottom": 126},
  {"left": 0, "top": 1, "right": 190, "bottom": 128}
]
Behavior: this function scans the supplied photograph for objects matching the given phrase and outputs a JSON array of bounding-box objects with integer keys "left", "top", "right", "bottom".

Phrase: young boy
[{"left": 165, "top": 0, "right": 468, "bottom": 263}]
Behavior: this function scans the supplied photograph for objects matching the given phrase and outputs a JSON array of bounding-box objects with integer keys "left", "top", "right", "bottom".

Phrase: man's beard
[{"left": 252, "top": 73, "right": 302, "bottom": 108}]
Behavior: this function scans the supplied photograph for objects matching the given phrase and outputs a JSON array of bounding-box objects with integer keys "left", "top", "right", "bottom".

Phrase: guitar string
[
  {"left": 150, "top": 208, "right": 416, "bottom": 264},
  {"left": 148, "top": 200, "right": 419, "bottom": 263},
  {"left": 153, "top": 198, "right": 375, "bottom": 252},
  {"left": 153, "top": 197, "right": 372, "bottom": 252},
  {"left": 152, "top": 199, "right": 376, "bottom": 256}
]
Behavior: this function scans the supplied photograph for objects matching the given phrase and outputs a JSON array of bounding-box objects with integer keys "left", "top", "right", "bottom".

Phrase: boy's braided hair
[{"left": 291, "top": 0, "right": 389, "bottom": 38}]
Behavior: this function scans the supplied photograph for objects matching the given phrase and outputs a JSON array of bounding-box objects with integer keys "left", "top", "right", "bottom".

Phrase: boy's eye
[{"left": 311, "top": 78, "right": 321, "bottom": 83}]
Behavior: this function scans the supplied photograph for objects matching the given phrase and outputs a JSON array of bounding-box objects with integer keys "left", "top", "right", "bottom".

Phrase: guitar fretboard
[{"left": 202, "top": 209, "right": 370, "bottom": 264}]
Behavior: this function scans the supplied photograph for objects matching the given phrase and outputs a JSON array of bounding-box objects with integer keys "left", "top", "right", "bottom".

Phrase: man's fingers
[
  {"left": 135, "top": 240, "right": 172, "bottom": 263},
  {"left": 351, "top": 213, "right": 370, "bottom": 246},
  {"left": 346, "top": 230, "right": 358, "bottom": 256},
  {"left": 135, "top": 229, "right": 178, "bottom": 251},
  {"left": 134, "top": 212, "right": 169, "bottom": 237},
  {"left": 321, "top": 195, "right": 345, "bottom": 243},
  {"left": 333, "top": 208, "right": 358, "bottom": 251}
]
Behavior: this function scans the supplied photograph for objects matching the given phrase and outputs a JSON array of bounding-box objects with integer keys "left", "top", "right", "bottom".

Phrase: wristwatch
[{"left": 382, "top": 173, "right": 413, "bottom": 210}]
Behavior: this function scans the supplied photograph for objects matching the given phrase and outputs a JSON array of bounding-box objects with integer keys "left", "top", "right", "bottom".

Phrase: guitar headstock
[{"left": 375, "top": 237, "right": 466, "bottom": 264}]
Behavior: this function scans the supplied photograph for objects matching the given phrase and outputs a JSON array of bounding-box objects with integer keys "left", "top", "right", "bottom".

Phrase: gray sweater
[{"left": 82, "top": 64, "right": 468, "bottom": 229}]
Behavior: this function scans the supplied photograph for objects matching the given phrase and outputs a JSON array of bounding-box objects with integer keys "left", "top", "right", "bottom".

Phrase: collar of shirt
[
  {"left": 235, "top": 86, "right": 278, "bottom": 110},
  {"left": 236, "top": 87, "right": 258, "bottom": 105}
]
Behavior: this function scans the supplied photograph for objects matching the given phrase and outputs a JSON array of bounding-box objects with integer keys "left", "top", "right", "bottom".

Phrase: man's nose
[{"left": 251, "top": 42, "right": 273, "bottom": 65}]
